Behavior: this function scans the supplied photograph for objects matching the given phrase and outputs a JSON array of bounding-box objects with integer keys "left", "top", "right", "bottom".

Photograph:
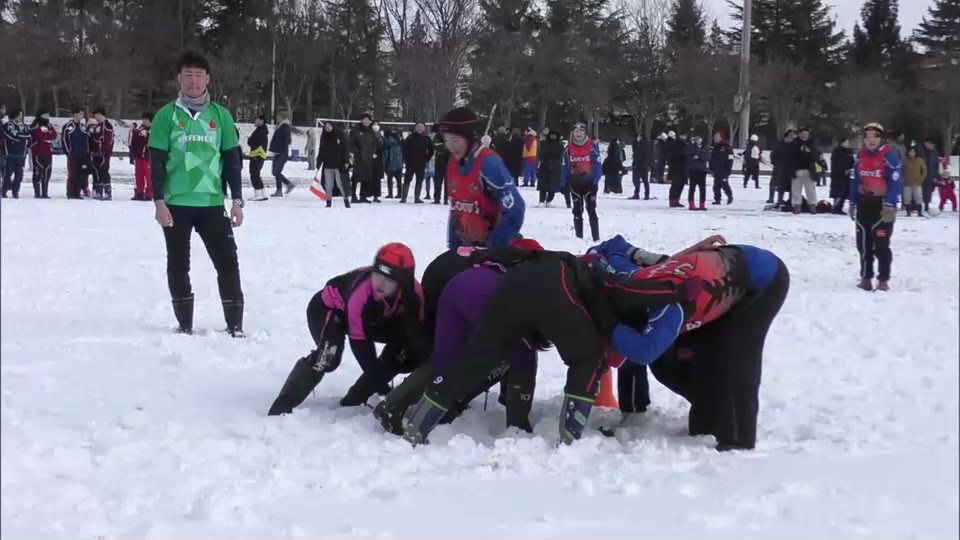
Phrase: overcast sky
[{"left": 705, "top": 0, "right": 935, "bottom": 39}]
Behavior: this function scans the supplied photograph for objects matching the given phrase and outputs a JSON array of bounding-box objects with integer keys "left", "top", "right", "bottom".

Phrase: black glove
[{"left": 340, "top": 371, "right": 393, "bottom": 407}]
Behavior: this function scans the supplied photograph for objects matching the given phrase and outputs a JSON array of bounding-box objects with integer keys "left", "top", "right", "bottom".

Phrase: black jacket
[
  {"left": 607, "top": 141, "right": 624, "bottom": 169},
  {"left": 770, "top": 140, "right": 797, "bottom": 182},
  {"left": 632, "top": 139, "right": 650, "bottom": 171},
  {"left": 318, "top": 128, "right": 349, "bottom": 172},
  {"left": 247, "top": 125, "right": 268, "bottom": 156},
  {"left": 792, "top": 138, "right": 819, "bottom": 173},
  {"left": 402, "top": 132, "right": 434, "bottom": 171},
  {"left": 709, "top": 142, "right": 733, "bottom": 176},
  {"left": 829, "top": 145, "right": 855, "bottom": 199},
  {"left": 689, "top": 144, "right": 710, "bottom": 173},
  {"left": 537, "top": 133, "right": 564, "bottom": 192},
  {"left": 269, "top": 122, "right": 292, "bottom": 155}
]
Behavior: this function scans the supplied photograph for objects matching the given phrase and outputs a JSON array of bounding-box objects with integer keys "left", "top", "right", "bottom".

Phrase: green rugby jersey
[{"left": 148, "top": 100, "right": 240, "bottom": 207}]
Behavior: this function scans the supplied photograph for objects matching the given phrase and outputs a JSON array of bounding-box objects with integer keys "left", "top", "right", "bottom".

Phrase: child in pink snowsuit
[{"left": 935, "top": 168, "right": 956, "bottom": 212}]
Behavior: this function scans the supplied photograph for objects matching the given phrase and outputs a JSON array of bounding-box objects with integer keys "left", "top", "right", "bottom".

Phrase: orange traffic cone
[{"left": 593, "top": 370, "right": 618, "bottom": 409}]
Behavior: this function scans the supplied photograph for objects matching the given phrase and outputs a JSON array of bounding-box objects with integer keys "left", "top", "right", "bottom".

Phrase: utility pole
[
  {"left": 736, "top": 0, "right": 752, "bottom": 150},
  {"left": 270, "top": 38, "right": 277, "bottom": 123}
]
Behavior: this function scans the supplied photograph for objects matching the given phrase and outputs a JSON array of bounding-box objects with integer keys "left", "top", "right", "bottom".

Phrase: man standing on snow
[
  {"left": 743, "top": 134, "right": 761, "bottom": 189},
  {"left": 561, "top": 122, "right": 603, "bottom": 240},
  {"left": 848, "top": 123, "right": 901, "bottom": 292},
  {"left": 349, "top": 113, "right": 378, "bottom": 204},
  {"left": 89, "top": 106, "right": 115, "bottom": 200},
  {"left": 439, "top": 106, "right": 525, "bottom": 249},
  {"left": 400, "top": 121, "right": 434, "bottom": 204},
  {"left": 62, "top": 107, "right": 90, "bottom": 198},
  {"left": 247, "top": 114, "right": 269, "bottom": 201},
  {"left": 630, "top": 133, "right": 650, "bottom": 200},
  {"left": 29, "top": 110, "right": 57, "bottom": 199},
  {"left": 148, "top": 51, "right": 246, "bottom": 336},
  {"left": 710, "top": 131, "right": 734, "bottom": 206},
  {"left": 791, "top": 127, "right": 819, "bottom": 214},
  {"left": 2, "top": 108, "right": 32, "bottom": 199},
  {"left": 269, "top": 112, "right": 294, "bottom": 197}
]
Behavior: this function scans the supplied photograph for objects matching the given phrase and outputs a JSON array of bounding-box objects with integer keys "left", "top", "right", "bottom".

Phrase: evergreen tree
[
  {"left": 850, "top": 0, "right": 903, "bottom": 68},
  {"left": 914, "top": 0, "right": 960, "bottom": 57},
  {"left": 726, "top": 0, "right": 844, "bottom": 69},
  {"left": 667, "top": 0, "right": 706, "bottom": 50},
  {"left": 706, "top": 19, "right": 730, "bottom": 54}
]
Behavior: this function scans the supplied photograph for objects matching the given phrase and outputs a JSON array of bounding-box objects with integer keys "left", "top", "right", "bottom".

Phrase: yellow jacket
[
  {"left": 249, "top": 147, "right": 267, "bottom": 160},
  {"left": 902, "top": 156, "right": 927, "bottom": 187},
  {"left": 522, "top": 135, "right": 538, "bottom": 161}
]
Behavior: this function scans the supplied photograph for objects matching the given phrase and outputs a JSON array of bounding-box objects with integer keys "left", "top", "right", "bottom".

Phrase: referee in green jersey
[{"left": 149, "top": 51, "right": 245, "bottom": 337}]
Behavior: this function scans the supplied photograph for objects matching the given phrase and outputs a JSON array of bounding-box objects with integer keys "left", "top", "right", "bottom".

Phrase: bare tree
[
  {"left": 753, "top": 58, "right": 815, "bottom": 135},
  {"left": 835, "top": 71, "right": 899, "bottom": 134},
  {"left": 619, "top": 0, "right": 671, "bottom": 138},
  {"left": 413, "top": 0, "right": 478, "bottom": 109}
]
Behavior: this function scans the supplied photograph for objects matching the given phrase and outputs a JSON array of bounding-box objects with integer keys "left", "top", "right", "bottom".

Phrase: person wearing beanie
[
  {"left": 561, "top": 122, "right": 603, "bottom": 240},
  {"left": 743, "top": 134, "right": 762, "bottom": 189},
  {"left": 1, "top": 108, "right": 31, "bottom": 198},
  {"left": 848, "top": 122, "right": 902, "bottom": 292},
  {"left": 373, "top": 239, "right": 548, "bottom": 436},
  {"left": 438, "top": 106, "right": 526, "bottom": 249},
  {"left": 28, "top": 109, "right": 57, "bottom": 199},
  {"left": 267, "top": 242, "right": 426, "bottom": 415}
]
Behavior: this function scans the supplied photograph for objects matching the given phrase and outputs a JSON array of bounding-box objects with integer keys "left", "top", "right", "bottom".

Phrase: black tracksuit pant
[
  {"left": 688, "top": 170, "right": 707, "bottom": 206},
  {"left": 91, "top": 154, "right": 112, "bottom": 197},
  {"left": 401, "top": 167, "right": 425, "bottom": 203},
  {"left": 249, "top": 159, "right": 265, "bottom": 190},
  {"left": 649, "top": 257, "right": 789, "bottom": 450},
  {"left": 744, "top": 162, "right": 760, "bottom": 188},
  {"left": 668, "top": 166, "right": 685, "bottom": 203},
  {"left": 162, "top": 205, "right": 244, "bottom": 328},
  {"left": 424, "top": 258, "right": 605, "bottom": 411},
  {"left": 1, "top": 155, "right": 25, "bottom": 196},
  {"left": 434, "top": 154, "right": 449, "bottom": 204},
  {"left": 617, "top": 362, "right": 651, "bottom": 413},
  {"left": 272, "top": 155, "right": 292, "bottom": 189},
  {"left": 713, "top": 174, "right": 733, "bottom": 204},
  {"left": 632, "top": 166, "right": 650, "bottom": 199},
  {"left": 855, "top": 195, "right": 893, "bottom": 281},
  {"left": 31, "top": 155, "right": 52, "bottom": 198},
  {"left": 67, "top": 154, "right": 89, "bottom": 198},
  {"left": 570, "top": 174, "right": 599, "bottom": 241},
  {"left": 386, "top": 170, "right": 402, "bottom": 197}
]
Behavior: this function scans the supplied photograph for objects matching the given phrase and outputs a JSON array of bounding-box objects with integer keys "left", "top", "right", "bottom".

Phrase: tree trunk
[
  {"left": 116, "top": 87, "right": 124, "bottom": 119},
  {"left": 32, "top": 87, "right": 40, "bottom": 115},
  {"left": 52, "top": 85, "right": 60, "bottom": 116},
  {"left": 537, "top": 102, "right": 548, "bottom": 132},
  {"left": 504, "top": 105, "right": 512, "bottom": 130},
  {"left": 305, "top": 78, "right": 314, "bottom": 125}
]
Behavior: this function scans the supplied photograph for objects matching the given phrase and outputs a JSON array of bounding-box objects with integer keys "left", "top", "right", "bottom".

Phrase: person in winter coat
[
  {"left": 687, "top": 136, "right": 710, "bottom": 210},
  {"left": 652, "top": 132, "right": 668, "bottom": 184},
  {"left": 401, "top": 122, "right": 434, "bottom": 204},
  {"left": 439, "top": 107, "right": 525, "bottom": 249},
  {"left": 87, "top": 107, "right": 115, "bottom": 200},
  {"left": 267, "top": 243, "right": 425, "bottom": 415},
  {"left": 829, "top": 139, "right": 855, "bottom": 214},
  {"left": 922, "top": 139, "right": 941, "bottom": 212},
  {"left": 432, "top": 126, "right": 450, "bottom": 205},
  {"left": 630, "top": 134, "right": 651, "bottom": 200},
  {"left": 742, "top": 134, "right": 762, "bottom": 188},
  {"left": 1, "top": 108, "right": 32, "bottom": 198},
  {"left": 537, "top": 130, "right": 564, "bottom": 206},
  {"left": 935, "top": 162, "right": 957, "bottom": 212},
  {"left": 317, "top": 122, "right": 351, "bottom": 208},
  {"left": 28, "top": 110, "right": 56, "bottom": 199},
  {"left": 848, "top": 123, "right": 902, "bottom": 292},
  {"left": 62, "top": 106, "right": 90, "bottom": 199},
  {"left": 667, "top": 131, "right": 687, "bottom": 207},
  {"left": 269, "top": 113, "right": 294, "bottom": 197},
  {"left": 604, "top": 138, "right": 624, "bottom": 194},
  {"left": 370, "top": 122, "right": 386, "bottom": 203},
  {"left": 521, "top": 128, "right": 538, "bottom": 187},
  {"left": 349, "top": 114, "right": 379, "bottom": 203},
  {"left": 769, "top": 129, "right": 797, "bottom": 207},
  {"left": 710, "top": 131, "right": 734, "bottom": 205},
  {"left": 791, "top": 127, "right": 819, "bottom": 214},
  {"left": 246, "top": 114, "right": 269, "bottom": 201},
  {"left": 129, "top": 111, "right": 154, "bottom": 200},
  {"left": 901, "top": 146, "right": 928, "bottom": 216},
  {"left": 561, "top": 122, "right": 603, "bottom": 240},
  {"left": 382, "top": 129, "right": 403, "bottom": 198},
  {"left": 504, "top": 127, "right": 524, "bottom": 183},
  {"left": 490, "top": 126, "right": 509, "bottom": 160}
]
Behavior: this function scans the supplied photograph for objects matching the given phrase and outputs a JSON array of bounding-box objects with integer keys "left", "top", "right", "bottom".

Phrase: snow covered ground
[{"left": 2, "top": 174, "right": 958, "bottom": 539}]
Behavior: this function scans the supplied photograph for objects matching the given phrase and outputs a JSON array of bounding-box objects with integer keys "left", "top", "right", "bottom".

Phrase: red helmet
[{"left": 373, "top": 242, "right": 415, "bottom": 283}]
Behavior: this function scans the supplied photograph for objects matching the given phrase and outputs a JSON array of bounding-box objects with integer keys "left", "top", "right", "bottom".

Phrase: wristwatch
[{"left": 232, "top": 198, "right": 245, "bottom": 209}]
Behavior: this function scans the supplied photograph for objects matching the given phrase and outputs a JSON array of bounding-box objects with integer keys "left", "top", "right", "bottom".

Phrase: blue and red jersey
[
  {"left": 446, "top": 148, "right": 525, "bottom": 249},
  {"left": 560, "top": 139, "right": 602, "bottom": 188},
  {"left": 848, "top": 144, "right": 902, "bottom": 207}
]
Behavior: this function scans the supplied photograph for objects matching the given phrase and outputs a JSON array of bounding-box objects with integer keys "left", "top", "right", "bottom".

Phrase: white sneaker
[
  {"left": 252, "top": 189, "right": 268, "bottom": 201},
  {"left": 536, "top": 202, "right": 544, "bottom": 208},
  {"left": 545, "top": 201, "right": 553, "bottom": 208}
]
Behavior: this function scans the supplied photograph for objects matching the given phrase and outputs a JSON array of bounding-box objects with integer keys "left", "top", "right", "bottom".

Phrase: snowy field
[{"left": 2, "top": 173, "right": 958, "bottom": 539}]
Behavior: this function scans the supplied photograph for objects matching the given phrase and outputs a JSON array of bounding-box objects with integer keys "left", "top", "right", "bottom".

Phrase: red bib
[
  {"left": 567, "top": 140, "right": 594, "bottom": 177},
  {"left": 856, "top": 145, "right": 891, "bottom": 196},
  {"left": 446, "top": 149, "right": 501, "bottom": 246}
]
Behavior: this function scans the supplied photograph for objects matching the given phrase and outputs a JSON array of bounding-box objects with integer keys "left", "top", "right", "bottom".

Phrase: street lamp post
[{"left": 737, "top": 0, "right": 752, "bottom": 149}]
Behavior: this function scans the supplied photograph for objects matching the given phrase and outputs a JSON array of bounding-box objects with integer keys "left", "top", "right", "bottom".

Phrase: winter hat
[
  {"left": 439, "top": 107, "right": 481, "bottom": 142},
  {"left": 373, "top": 242, "right": 416, "bottom": 285},
  {"left": 750, "top": 134, "right": 759, "bottom": 142},
  {"left": 658, "top": 132, "right": 667, "bottom": 140},
  {"left": 360, "top": 113, "right": 373, "bottom": 122},
  {"left": 526, "top": 127, "right": 537, "bottom": 137},
  {"left": 509, "top": 237, "right": 544, "bottom": 251},
  {"left": 863, "top": 122, "right": 885, "bottom": 137},
  {"left": 668, "top": 130, "right": 676, "bottom": 138}
]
